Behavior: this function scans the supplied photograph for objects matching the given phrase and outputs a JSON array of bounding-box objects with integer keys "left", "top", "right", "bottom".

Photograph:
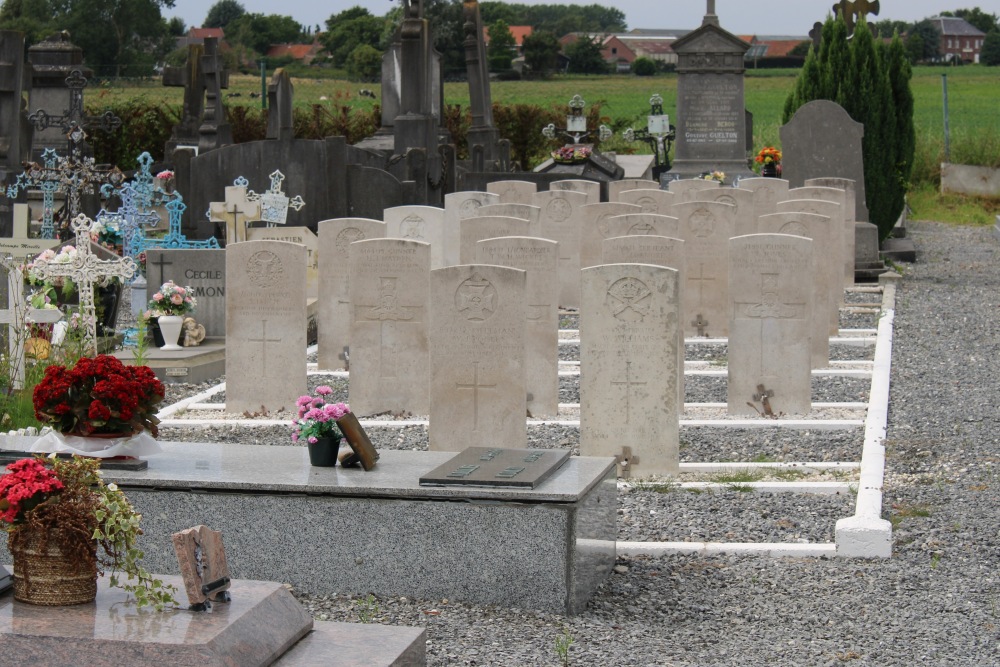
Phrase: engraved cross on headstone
[
  {"left": 249, "top": 319, "right": 282, "bottom": 375},
  {"left": 687, "top": 263, "right": 716, "bottom": 312},
  {"left": 209, "top": 176, "right": 261, "bottom": 244},
  {"left": 735, "top": 273, "right": 805, "bottom": 383},
  {"left": 456, "top": 361, "right": 496, "bottom": 431},
  {"left": 30, "top": 214, "right": 137, "bottom": 356},
  {"left": 611, "top": 361, "right": 646, "bottom": 424},
  {"left": 150, "top": 253, "right": 173, "bottom": 288},
  {"left": 353, "top": 277, "right": 423, "bottom": 378},
  {"left": 246, "top": 170, "right": 305, "bottom": 226}
]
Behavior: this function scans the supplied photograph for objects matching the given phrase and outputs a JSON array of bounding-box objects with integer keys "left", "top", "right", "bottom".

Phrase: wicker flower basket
[{"left": 10, "top": 532, "right": 98, "bottom": 606}]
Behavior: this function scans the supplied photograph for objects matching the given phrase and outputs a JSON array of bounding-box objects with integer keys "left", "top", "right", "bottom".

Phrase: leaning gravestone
[
  {"left": 550, "top": 179, "right": 601, "bottom": 205},
  {"left": 226, "top": 240, "right": 306, "bottom": 413},
  {"left": 459, "top": 216, "right": 530, "bottom": 264},
  {"left": 617, "top": 188, "right": 675, "bottom": 215},
  {"left": 534, "top": 189, "right": 589, "bottom": 308},
  {"left": 428, "top": 265, "right": 526, "bottom": 451},
  {"left": 145, "top": 249, "right": 226, "bottom": 337},
  {"left": 579, "top": 202, "right": 642, "bottom": 270},
  {"left": 246, "top": 226, "right": 318, "bottom": 299},
  {"left": 673, "top": 200, "right": 736, "bottom": 337},
  {"left": 349, "top": 239, "right": 430, "bottom": 416},
  {"left": 609, "top": 179, "right": 659, "bottom": 201},
  {"left": 383, "top": 205, "right": 446, "bottom": 269},
  {"left": 580, "top": 263, "right": 681, "bottom": 477},
  {"left": 739, "top": 177, "right": 790, "bottom": 222},
  {"left": 728, "top": 233, "right": 813, "bottom": 417},
  {"left": 780, "top": 99, "right": 869, "bottom": 223},
  {"left": 316, "top": 218, "right": 386, "bottom": 370},
  {"left": 776, "top": 198, "right": 843, "bottom": 335},
  {"left": 443, "top": 191, "right": 500, "bottom": 266},
  {"left": 486, "top": 180, "right": 537, "bottom": 204},
  {"left": 476, "top": 237, "right": 559, "bottom": 418}
]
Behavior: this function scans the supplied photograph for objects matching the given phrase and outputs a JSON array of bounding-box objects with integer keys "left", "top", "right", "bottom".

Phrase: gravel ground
[{"left": 158, "top": 222, "right": 1000, "bottom": 665}]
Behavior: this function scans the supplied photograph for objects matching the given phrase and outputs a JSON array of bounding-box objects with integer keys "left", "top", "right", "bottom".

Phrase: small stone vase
[
  {"left": 157, "top": 315, "right": 184, "bottom": 351},
  {"left": 307, "top": 436, "right": 341, "bottom": 467}
]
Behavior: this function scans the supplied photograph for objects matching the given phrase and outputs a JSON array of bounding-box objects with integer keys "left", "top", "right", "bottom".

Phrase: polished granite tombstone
[{"left": 0, "top": 439, "right": 616, "bottom": 615}]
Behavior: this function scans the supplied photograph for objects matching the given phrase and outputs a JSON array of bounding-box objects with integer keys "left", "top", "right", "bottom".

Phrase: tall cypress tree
[{"left": 886, "top": 31, "right": 916, "bottom": 186}]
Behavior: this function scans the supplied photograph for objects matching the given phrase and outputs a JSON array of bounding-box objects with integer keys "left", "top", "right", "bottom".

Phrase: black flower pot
[{"left": 307, "top": 436, "right": 341, "bottom": 467}]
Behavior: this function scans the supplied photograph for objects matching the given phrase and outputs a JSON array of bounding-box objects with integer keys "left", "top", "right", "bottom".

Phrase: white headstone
[
  {"left": 550, "top": 179, "right": 601, "bottom": 205},
  {"left": 475, "top": 203, "right": 540, "bottom": 231},
  {"left": 787, "top": 186, "right": 854, "bottom": 287},
  {"left": 246, "top": 226, "right": 318, "bottom": 299},
  {"left": 672, "top": 201, "right": 737, "bottom": 337},
  {"left": 579, "top": 202, "right": 642, "bottom": 270},
  {"left": 667, "top": 178, "right": 720, "bottom": 202},
  {"left": 739, "top": 177, "right": 790, "bottom": 222},
  {"left": 383, "top": 205, "right": 446, "bottom": 269},
  {"left": 609, "top": 179, "right": 659, "bottom": 201},
  {"left": 486, "top": 180, "right": 537, "bottom": 204},
  {"left": 443, "top": 192, "right": 500, "bottom": 266},
  {"left": 776, "top": 199, "right": 843, "bottom": 335},
  {"left": 533, "top": 189, "right": 589, "bottom": 309},
  {"left": 604, "top": 214, "right": 680, "bottom": 239},
  {"left": 694, "top": 187, "right": 756, "bottom": 238},
  {"left": 617, "top": 189, "right": 675, "bottom": 215},
  {"left": 459, "top": 216, "right": 530, "bottom": 264}
]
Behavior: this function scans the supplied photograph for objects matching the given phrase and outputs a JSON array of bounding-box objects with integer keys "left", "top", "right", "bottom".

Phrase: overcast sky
[{"left": 167, "top": 0, "right": 963, "bottom": 36}]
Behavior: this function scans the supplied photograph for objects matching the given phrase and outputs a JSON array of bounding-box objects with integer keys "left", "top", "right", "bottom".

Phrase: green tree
[
  {"left": 871, "top": 19, "right": 909, "bottom": 39},
  {"left": 521, "top": 30, "right": 559, "bottom": 75},
  {"left": 227, "top": 12, "right": 304, "bottom": 56},
  {"left": 909, "top": 19, "right": 941, "bottom": 61},
  {"left": 346, "top": 43, "right": 381, "bottom": 81},
  {"left": 564, "top": 35, "right": 607, "bottom": 74},
  {"left": 631, "top": 56, "right": 656, "bottom": 76},
  {"left": 885, "top": 32, "right": 915, "bottom": 186},
  {"left": 904, "top": 33, "right": 925, "bottom": 64},
  {"left": 321, "top": 6, "right": 384, "bottom": 68},
  {"left": 941, "top": 7, "right": 999, "bottom": 34},
  {"left": 487, "top": 19, "right": 516, "bottom": 71},
  {"left": 788, "top": 40, "right": 813, "bottom": 57},
  {"left": 204, "top": 0, "right": 244, "bottom": 30},
  {"left": 982, "top": 31, "right": 1000, "bottom": 65}
]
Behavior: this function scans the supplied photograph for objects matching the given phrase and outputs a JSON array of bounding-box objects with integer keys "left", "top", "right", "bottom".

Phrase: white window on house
[{"left": 948, "top": 39, "right": 953, "bottom": 48}]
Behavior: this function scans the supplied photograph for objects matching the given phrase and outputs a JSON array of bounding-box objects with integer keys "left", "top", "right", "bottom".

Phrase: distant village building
[
  {"left": 929, "top": 16, "right": 986, "bottom": 63},
  {"left": 266, "top": 40, "right": 323, "bottom": 65},
  {"left": 483, "top": 25, "right": 534, "bottom": 55}
]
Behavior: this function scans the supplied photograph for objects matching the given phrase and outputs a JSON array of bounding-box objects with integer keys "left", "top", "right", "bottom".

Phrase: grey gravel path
[{"left": 161, "top": 221, "right": 1000, "bottom": 666}]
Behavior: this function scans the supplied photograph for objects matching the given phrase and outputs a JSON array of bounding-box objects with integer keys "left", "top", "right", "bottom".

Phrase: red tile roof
[
  {"left": 266, "top": 44, "right": 315, "bottom": 60},
  {"left": 190, "top": 28, "right": 224, "bottom": 40}
]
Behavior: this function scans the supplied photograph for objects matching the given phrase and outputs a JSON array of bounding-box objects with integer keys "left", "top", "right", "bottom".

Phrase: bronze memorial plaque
[{"left": 419, "top": 447, "right": 571, "bottom": 488}]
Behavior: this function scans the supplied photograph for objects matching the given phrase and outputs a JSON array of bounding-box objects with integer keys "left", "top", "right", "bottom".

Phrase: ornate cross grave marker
[
  {"left": 247, "top": 170, "right": 305, "bottom": 226},
  {"left": 138, "top": 193, "right": 220, "bottom": 253},
  {"left": 208, "top": 176, "right": 261, "bottom": 244},
  {"left": 27, "top": 69, "right": 122, "bottom": 156},
  {"left": 29, "top": 214, "right": 137, "bottom": 356}
]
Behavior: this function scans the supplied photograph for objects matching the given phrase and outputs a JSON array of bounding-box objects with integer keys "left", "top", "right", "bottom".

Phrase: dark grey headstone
[
  {"left": 266, "top": 68, "right": 294, "bottom": 142},
  {"left": 27, "top": 32, "right": 90, "bottom": 158},
  {"left": 145, "top": 249, "right": 226, "bottom": 337},
  {"left": 420, "top": 448, "right": 570, "bottom": 488}
]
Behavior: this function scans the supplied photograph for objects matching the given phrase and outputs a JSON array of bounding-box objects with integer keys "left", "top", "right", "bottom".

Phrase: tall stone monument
[
  {"left": 0, "top": 31, "right": 32, "bottom": 236},
  {"left": 666, "top": 1, "right": 755, "bottom": 183}
]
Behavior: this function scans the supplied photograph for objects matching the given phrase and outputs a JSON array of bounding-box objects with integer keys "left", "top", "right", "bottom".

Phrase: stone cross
[
  {"left": 266, "top": 69, "right": 294, "bottom": 142},
  {"left": 249, "top": 319, "right": 282, "bottom": 376},
  {"left": 138, "top": 194, "right": 220, "bottom": 252},
  {"left": 30, "top": 214, "right": 137, "bottom": 356},
  {"left": 209, "top": 176, "right": 261, "bottom": 244},
  {"left": 735, "top": 273, "right": 806, "bottom": 385},
  {"left": 247, "top": 170, "right": 305, "bottom": 226},
  {"left": 455, "top": 361, "right": 496, "bottom": 431},
  {"left": 27, "top": 69, "right": 122, "bottom": 156},
  {"left": 163, "top": 44, "right": 207, "bottom": 154},
  {"left": 611, "top": 361, "right": 647, "bottom": 424},
  {"left": 199, "top": 37, "right": 233, "bottom": 153},
  {"left": 833, "top": 0, "right": 881, "bottom": 35}
]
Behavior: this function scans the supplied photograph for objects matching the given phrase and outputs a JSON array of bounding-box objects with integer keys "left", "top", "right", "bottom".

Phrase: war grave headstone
[
  {"left": 854, "top": 221, "right": 887, "bottom": 280},
  {"left": 349, "top": 239, "right": 430, "bottom": 416},
  {"left": 776, "top": 198, "right": 843, "bottom": 335},
  {"left": 246, "top": 226, "right": 318, "bottom": 299},
  {"left": 787, "top": 185, "right": 854, "bottom": 287},
  {"left": 608, "top": 178, "right": 659, "bottom": 202},
  {"left": 534, "top": 189, "right": 589, "bottom": 309},
  {"left": 605, "top": 213, "right": 680, "bottom": 239},
  {"left": 667, "top": 178, "right": 720, "bottom": 202},
  {"left": 601, "top": 236, "right": 686, "bottom": 410},
  {"left": 487, "top": 180, "right": 537, "bottom": 204},
  {"left": 580, "top": 263, "right": 680, "bottom": 477},
  {"left": 728, "top": 233, "right": 813, "bottom": 417},
  {"left": 550, "top": 179, "right": 601, "bottom": 205},
  {"left": 476, "top": 237, "right": 559, "bottom": 418},
  {"left": 226, "top": 240, "right": 306, "bottom": 413},
  {"left": 757, "top": 212, "right": 832, "bottom": 369},
  {"left": 693, "top": 186, "right": 756, "bottom": 238},
  {"left": 805, "top": 177, "right": 857, "bottom": 221},
  {"left": 476, "top": 203, "right": 540, "bottom": 230},
  {"left": 617, "top": 188, "right": 675, "bottom": 215},
  {"left": 459, "top": 215, "right": 530, "bottom": 264},
  {"left": 673, "top": 200, "right": 736, "bottom": 337},
  {"left": 739, "top": 176, "right": 790, "bottom": 222},
  {"left": 443, "top": 191, "right": 500, "bottom": 266},
  {"left": 317, "top": 218, "right": 386, "bottom": 370},
  {"left": 428, "top": 265, "right": 526, "bottom": 451},
  {"left": 383, "top": 204, "right": 446, "bottom": 268},
  {"left": 578, "top": 202, "right": 642, "bottom": 269},
  {"left": 665, "top": 2, "right": 755, "bottom": 182},
  {"left": 780, "top": 99, "right": 869, "bottom": 223}
]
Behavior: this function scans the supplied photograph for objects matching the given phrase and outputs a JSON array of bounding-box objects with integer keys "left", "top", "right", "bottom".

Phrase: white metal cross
[{"left": 247, "top": 170, "right": 305, "bottom": 226}]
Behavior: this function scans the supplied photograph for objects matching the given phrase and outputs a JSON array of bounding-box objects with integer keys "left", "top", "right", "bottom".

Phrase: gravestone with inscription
[
  {"left": 226, "top": 240, "right": 306, "bottom": 413},
  {"left": 383, "top": 205, "right": 446, "bottom": 269},
  {"left": 550, "top": 179, "right": 601, "bottom": 205},
  {"left": 776, "top": 198, "right": 843, "bottom": 335},
  {"left": 579, "top": 202, "right": 643, "bottom": 269},
  {"left": 580, "top": 263, "right": 680, "bottom": 476},
  {"left": 665, "top": 2, "right": 755, "bottom": 182},
  {"left": 349, "top": 239, "right": 430, "bottom": 415},
  {"left": 476, "top": 236, "right": 559, "bottom": 418},
  {"left": 667, "top": 178, "right": 720, "bottom": 202},
  {"left": 486, "top": 180, "right": 537, "bottom": 204},
  {"left": 694, "top": 186, "right": 756, "bottom": 238},
  {"left": 534, "top": 189, "right": 589, "bottom": 309},
  {"left": 617, "top": 188, "right": 675, "bottom": 215},
  {"left": 246, "top": 226, "right": 318, "bottom": 298},
  {"left": 476, "top": 203, "right": 540, "bottom": 231},
  {"left": 145, "top": 249, "right": 226, "bottom": 337},
  {"left": 316, "top": 218, "right": 386, "bottom": 370},
  {"left": 787, "top": 185, "right": 854, "bottom": 287},
  {"left": 728, "top": 234, "right": 813, "bottom": 416},
  {"left": 443, "top": 191, "right": 500, "bottom": 266},
  {"left": 429, "top": 265, "right": 526, "bottom": 451},
  {"left": 609, "top": 179, "right": 659, "bottom": 201},
  {"left": 673, "top": 200, "right": 736, "bottom": 337},
  {"left": 739, "top": 177, "right": 790, "bottom": 222},
  {"left": 605, "top": 213, "right": 680, "bottom": 240},
  {"left": 459, "top": 216, "right": 529, "bottom": 264}
]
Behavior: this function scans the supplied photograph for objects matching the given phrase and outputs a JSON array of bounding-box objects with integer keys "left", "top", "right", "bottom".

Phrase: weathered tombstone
[
  {"left": 0, "top": 257, "right": 28, "bottom": 389},
  {"left": 349, "top": 239, "right": 430, "bottom": 416},
  {"left": 854, "top": 222, "right": 886, "bottom": 280},
  {"left": 208, "top": 177, "right": 261, "bottom": 244},
  {"left": 26, "top": 33, "right": 92, "bottom": 158},
  {"left": 162, "top": 43, "right": 206, "bottom": 158},
  {"left": 0, "top": 31, "right": 31, "bottom": 236},
  {"left": 776, "top": 198, "right": 843, "bottom": 335},
  {"left": 533, "top": 189, "right": 589, "bottom": 308},
  {"left": 198, "top": 37, "right": 232, "bottom": 153},
  {"left": 673, "top": 200, "right": 736, "bottom": 337},
  {"left": 145, "top": 249, "right": 226, "bottom": 337},
  {"left": 459, "top": 216, "right": 529, "bottom": 264},
  {"left": 693, "top": 186, "right": 756, "bottom": 238},
  {"left": 476, "top": 203, "right": 540, "bottom": 230},
  {"left": 487, "top": 180, "right": 537, "bottom": 204},
  {"left": 617, "top": 188, "right": 675, "bottom": 215},
  {"left": 225, "top": 240, "right": 306, "bottom": 413},
  {"left": 578, "top": 202, "right": 642, "bottom": 269},
  {"left": 550, "top": 179, "right": 601, "bottom": 204},
  {"left": 609, "top": 179, "right": 659, "bottom": 201},
  {"left": 757, "top": 212, "right": 832, "bottom": 368},
  {"left": 475, "top": 237, "right": 559, "bottom": 418},
  {"left": 605, "top": 213, "right": 680, "bottom": 239},
  {"left": 246, "top": 226, "right": 318, "bottom": 299},
  {"left": 738, "top": 177, "right": 790, "bottom": 222},
  {"left": 667, "top": 178, "right": 721, "bottom": 202},
  {"left": 316, "top": 218, "right": 386, "bottom": 370},
  {"left": 780, "top": 99, "right": 869, "bottom": 222},
  {"left": 383, "top": 205, "right": 446, "bottom": 268},
  {"left": 265, "top": 69, "right": 294, "bottom": 142},
  {"left": 429, "top": 265, "right": 526, "bottom": 451},
  {"left": 443, "top": 191, "right": 500, "bottom": 266},
  {"left": 461, "top": 0, "right": 503, "bottom": 166},
  {"left": 580, "top": 263, "right": 680, "bottom": 477},
  {"left": 728, "top": 233, "right": 813, "bottom": 417},
  {"left": 788, "top": 185, "right": 854, "bottom": 287},
  {"left": 665, "top": 3, "right": 755, "bottom": 182}
]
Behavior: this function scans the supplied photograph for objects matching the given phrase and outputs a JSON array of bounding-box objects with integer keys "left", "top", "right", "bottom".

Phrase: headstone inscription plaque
[{"left": 419, "top": 447, "right": 571, "bottom": 488}]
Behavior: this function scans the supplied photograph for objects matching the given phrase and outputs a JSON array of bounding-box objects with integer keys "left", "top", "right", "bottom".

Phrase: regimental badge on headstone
[{"left": 171, "top": 525, "right": 232, "bottom": 611}]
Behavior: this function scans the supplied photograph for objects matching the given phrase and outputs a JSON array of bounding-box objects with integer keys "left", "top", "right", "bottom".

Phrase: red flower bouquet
[{"left": 32, "top": 355, "right": 165, "bottom": 437}]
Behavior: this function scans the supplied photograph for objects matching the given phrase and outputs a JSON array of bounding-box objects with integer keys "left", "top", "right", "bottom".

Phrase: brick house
[{"left": 930, "top": 16, "right": 986, "bottom": 63}]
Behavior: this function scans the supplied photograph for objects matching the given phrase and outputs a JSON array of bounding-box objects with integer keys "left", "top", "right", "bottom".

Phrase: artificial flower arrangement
[
  {"left": 551, "top": 145, "right": 592, "bottom": 164},
  {"left": 88, "top": 217, "right": 123, "bottom": 253},
  {"left": 32, "top": 354, "right": 164, "bottom": 437},
  {"left": 155, "top": 170, "right": 175, "bottom": 184},
  {"left": 290, "top": 386, "right": 350, "bottom": 444},
  {"left": 0, "top": 454, "right": 177, "bottom": 609},
  {"left": 701, "top": 171, "right": 726, "bottom": 183},
  {"left": 146, "top": 280, "right": 197, "bottom": 318},
  {"left": 23, "top": 246, "right": 80, "bottom": 292},
  {"left": 755, "top": 146, "right": 782, "bottom": 166}
]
